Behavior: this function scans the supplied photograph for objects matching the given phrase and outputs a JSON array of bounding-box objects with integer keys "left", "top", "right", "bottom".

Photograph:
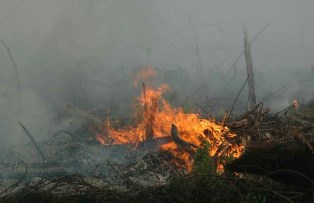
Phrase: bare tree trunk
[{"left": 243, "top": 24, "right": 257, "bottom": 110}]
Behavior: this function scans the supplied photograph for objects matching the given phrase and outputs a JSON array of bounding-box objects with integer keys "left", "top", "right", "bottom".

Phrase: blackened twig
[
  {"left": 227, "top": 75, "right": 249, "bottom": 122},
  {"left": 18, "top": 122, "right": 46, "bottom": 161}
]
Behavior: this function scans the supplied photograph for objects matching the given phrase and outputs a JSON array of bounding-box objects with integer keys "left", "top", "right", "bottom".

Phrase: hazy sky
[
  {"left": 0, "top": 0, "right": 313, "bottom": 145},
  {"left": 0, "top": 0, "right": 313, "bottom": 74}
]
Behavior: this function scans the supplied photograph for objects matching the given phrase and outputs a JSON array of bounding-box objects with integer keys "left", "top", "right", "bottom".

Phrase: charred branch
[
  {"left": 171, "top": 124, "right": 196, "bottom": 155},
  {"left": 18, "top": 122, "right": 46, "bottom": 162}
]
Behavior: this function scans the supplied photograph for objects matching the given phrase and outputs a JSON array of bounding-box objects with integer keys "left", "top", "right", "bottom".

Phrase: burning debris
[
  {"left": 95, "top": 71, "right": 244, "bottom": 173},
  {"left": 0, "top": 67, "right": 313, "bottom": 202}
]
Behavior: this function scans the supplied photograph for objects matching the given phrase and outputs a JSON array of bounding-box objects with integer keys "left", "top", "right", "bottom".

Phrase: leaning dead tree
[
  {"left": 243, "top": 25, "right": 257, "bottom": 110},
  {"left": 18, "top": 122, "right": 46, "bottom": 162}
]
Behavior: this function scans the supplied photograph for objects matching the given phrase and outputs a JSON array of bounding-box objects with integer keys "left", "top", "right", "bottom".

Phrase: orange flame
[{"left": 98, "top": 69, "right": 243, "bottom": 173}]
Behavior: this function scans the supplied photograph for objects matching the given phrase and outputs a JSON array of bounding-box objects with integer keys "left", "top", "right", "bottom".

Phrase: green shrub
[{"left": 192, "top": 140, "right": 216, "bottom": 175}]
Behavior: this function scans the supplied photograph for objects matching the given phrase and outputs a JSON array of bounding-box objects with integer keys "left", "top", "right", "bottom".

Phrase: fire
[{"left": 97, "top": 69, "right": 244, "bottom": 173}]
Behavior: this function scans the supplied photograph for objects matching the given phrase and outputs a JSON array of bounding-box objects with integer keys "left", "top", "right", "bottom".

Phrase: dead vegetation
[
  {"left": 0, "top": 100, "right": 313, "bottom": 202},
  {"left": 0, "top": 29, "right": 313, "bottom": 201}
]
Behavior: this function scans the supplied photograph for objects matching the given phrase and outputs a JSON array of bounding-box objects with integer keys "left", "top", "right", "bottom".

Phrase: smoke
[{"left": 0, "top": 0, "right": 313, "bottom": 148}]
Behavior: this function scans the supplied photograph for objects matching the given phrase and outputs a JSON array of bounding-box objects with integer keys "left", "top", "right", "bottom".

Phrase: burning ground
[
  {"left": 1, "top": 1, "right": 314, "bottom": 201},
  {"left": 0, "top": 68, "right": 314, "bottom": 202},
  {"left": 96, "top": 81, "right": 243, "bottom": 172}
]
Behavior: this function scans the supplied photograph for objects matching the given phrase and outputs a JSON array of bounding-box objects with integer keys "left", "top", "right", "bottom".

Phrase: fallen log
[
  {"left": 226, "top": 136, "right": 314, "bottom": 188},
  {"left": 171, "top": 124, "right": 196, "bottom": 155},
  {"left": 225, "top": 102, "right": 314, "bottom": 188}
]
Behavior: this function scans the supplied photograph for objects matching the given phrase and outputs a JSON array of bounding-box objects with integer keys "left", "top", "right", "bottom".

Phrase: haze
[{"left": 0, "top": 0, "right": 313, "bottom": 146}]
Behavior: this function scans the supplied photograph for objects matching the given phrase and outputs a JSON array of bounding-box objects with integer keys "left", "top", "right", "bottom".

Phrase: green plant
[{"left": 192, "top": 140, "right": 216, "bottom": 175}]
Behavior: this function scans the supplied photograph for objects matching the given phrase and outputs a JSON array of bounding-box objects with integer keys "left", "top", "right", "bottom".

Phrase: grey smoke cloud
[{"left": 0, "top": 0, "right": 313, "bottom": 146}]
